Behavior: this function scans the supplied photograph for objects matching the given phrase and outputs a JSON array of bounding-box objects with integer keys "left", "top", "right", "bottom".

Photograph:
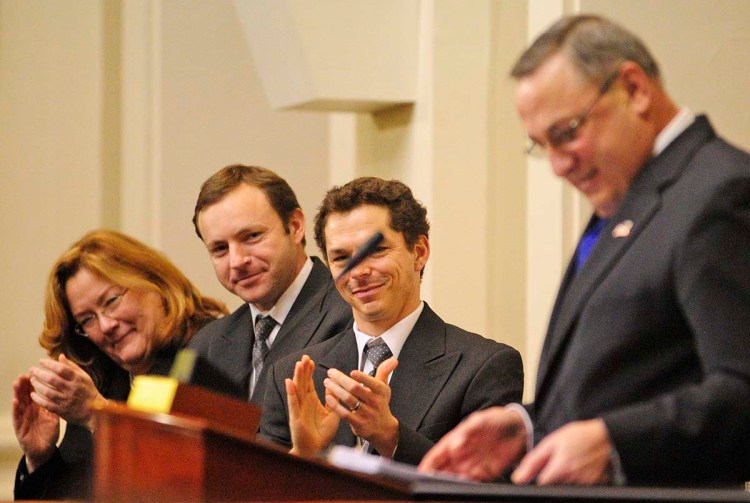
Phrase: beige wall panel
[
  {"left": 0, "top": 0, "right": 106, "bottom": 497},
  {"left": 233, "top": 0, "right": 419, "bottom": 112},
  {"left": 430, "top": 1, "right": 492, "bottom": 337},
  {"left": 487, "top": 0, "right": 530, "bottom": 375}
]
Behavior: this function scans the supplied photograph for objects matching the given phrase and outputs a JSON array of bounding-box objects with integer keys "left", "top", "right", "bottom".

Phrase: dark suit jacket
[
  {"left": 14, "top": 351, "right": 176, "bottom": 501},
  {"left": 188, "top": 256, "right": 352, "bottom": 405},
  {"left": 260, "top": 303, "right": 523, "bottom": 465},
  {"left": 531, "top": 116, "right": 750, "bottom": 485}
]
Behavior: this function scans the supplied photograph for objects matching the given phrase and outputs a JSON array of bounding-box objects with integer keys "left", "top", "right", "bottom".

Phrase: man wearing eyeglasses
[{"left": 420, "top": 14, "right": 750, "bottom": 487}]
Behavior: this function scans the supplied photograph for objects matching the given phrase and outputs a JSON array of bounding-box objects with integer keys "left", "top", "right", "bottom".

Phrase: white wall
[{"left": 0, "top": 1, "right": 106, "bottom": 495}]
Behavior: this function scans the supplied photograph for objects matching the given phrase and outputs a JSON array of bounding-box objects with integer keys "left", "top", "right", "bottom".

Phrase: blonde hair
[{"left": 41, "top": 229, "right": 227, "bottom": 387}]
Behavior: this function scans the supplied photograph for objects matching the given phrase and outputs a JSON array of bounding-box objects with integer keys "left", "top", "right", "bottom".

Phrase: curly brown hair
[{"left": 313, "top": 177, "right": 430, "bottom": 276}]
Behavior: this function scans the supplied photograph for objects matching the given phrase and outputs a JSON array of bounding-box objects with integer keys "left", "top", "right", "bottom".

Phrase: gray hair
[{"left": 510, "top": 14, "right": 661, "bottom": 85}]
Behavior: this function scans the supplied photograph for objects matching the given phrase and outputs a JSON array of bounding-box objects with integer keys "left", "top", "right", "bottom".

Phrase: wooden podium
[
  {"left": 93, "top": 400, "right": 750, "bottom": 502},
  {"left": 93, "top": 401, "right": 411, "bottom": 502}
]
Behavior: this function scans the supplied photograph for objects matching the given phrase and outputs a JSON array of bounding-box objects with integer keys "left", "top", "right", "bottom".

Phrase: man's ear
[
  {"left": 413, "top": 235, "right": 430, "bottom": 273},
  {"left": 288, "top": 208, "right": 306, "bottom": 244},
  {"left": 619, "top": 61, "right": 652, "bottom": 115}
]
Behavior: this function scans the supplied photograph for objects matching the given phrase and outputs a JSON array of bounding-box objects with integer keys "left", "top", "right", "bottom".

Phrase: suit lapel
[
  {"left": 389, "top": 304, "right": 460, "bottom": 431},
  {"left": 267, "top": 258, "right": 330, "bottom": 360},
  {"left": 536, "top": 196, "right": 660, "bottom": 393},
  {"left": 215, "top": 305, "right": 255, "bottom": 388},
  {"left": 535, "top": 116, "right": 717, "bottom": 397}
]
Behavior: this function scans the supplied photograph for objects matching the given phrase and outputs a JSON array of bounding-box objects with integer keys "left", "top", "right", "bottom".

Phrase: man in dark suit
[
  {"left": 188, "top": 165, "right": 352, "bottom": 404},
  {"left": 260, "top": 177, "right": 523, "bottom": 464},
  {"left": 420, "top": 15, "right": 750, "bottom": 486}
]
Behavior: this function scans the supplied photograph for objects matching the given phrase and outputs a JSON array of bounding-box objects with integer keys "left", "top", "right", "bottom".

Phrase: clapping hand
[{"left": 12, "top": 374, "right": 60, "bottom": 473}]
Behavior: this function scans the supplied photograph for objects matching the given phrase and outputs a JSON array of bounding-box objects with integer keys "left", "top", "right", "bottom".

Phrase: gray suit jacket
[
  {"left": 261, "top": 303, "right": 523, "bottom": 465},
  {"left": 531, "top": 116, "right": 750, "bottom": 485},
  {"left": 188, "top": 256, "right": 352, "bottom": 406}
]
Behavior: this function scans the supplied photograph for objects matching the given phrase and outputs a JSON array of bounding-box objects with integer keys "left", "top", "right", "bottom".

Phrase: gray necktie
[
  {"left": 251, "top": 315, "right": 277, "bottom": 391},
  {"left": 363, "top": 337, "right": 393, "bottom": 377},
  {"left": 359, "top": 337, "right": 393, "bottom": 453}
]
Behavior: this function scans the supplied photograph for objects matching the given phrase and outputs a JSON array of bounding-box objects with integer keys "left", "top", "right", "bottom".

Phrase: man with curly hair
[{"left": 260, "top": 177, "right": 524, "bottom": 465}]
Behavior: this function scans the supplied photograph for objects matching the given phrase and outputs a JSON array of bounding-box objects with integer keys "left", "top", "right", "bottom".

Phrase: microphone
[{"left": 335, "top": 231, "right": 384, "bottom": 282}]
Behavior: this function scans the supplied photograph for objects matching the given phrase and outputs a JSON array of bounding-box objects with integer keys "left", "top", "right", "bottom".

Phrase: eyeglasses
[
  {"left": 526, "top": 70, "right": 620, "bottom": 158},
  {"left": 73, "top": 289, "right": 128, "bottom": 337}
]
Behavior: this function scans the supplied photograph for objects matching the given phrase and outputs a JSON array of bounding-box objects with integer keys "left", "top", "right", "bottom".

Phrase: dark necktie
[
  {"left": 359, "top": 337, "right": 393, "bottom": 453},
  {"left": 575, "top": 217, "right": 608, "bottom": 271},
  {"left": 251, "top": 315, "right": 277, "bottom": 392},
  {"left": 363, "top": 337, "right": 393, "bottom": 377}
]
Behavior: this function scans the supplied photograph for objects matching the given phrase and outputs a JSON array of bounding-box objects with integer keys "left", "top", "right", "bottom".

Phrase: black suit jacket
[
  {"left": 261, "top": 303, "right": 523, "bottom": 465},
  {"left": 531, "top": 116, "right": 750, "bottom": 485},
  {"left": 188, "top": 257, "right": 352, "bottom": 405}
]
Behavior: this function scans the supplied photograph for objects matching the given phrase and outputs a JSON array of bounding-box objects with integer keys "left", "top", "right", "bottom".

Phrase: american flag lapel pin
[{"left": 612, "top": 219, "right": 633, "bottom": 238}]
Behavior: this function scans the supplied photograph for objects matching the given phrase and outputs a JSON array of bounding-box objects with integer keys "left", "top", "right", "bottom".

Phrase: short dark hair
[
  {"left": 511, "top": 14, "right": 660, "bottom": 86},
  {"left": 314, "top": 177, "right": 429, "bottom": 274},
  {"left": 193, "top": 164, "right": 304, "bottom": 245}
]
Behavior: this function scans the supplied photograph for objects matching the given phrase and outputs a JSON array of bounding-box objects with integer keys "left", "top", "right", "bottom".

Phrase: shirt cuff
[
  {"left": 609, "top": 444, "right": 628, "bottom": 486},
  {"left": 505, "top": 403, "right": 533, "bottom": 454}
]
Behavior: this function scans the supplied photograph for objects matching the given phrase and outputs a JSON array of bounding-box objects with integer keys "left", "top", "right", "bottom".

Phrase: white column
[{"left": 121, "top": 0, "right": 162, "bottom": 246}]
